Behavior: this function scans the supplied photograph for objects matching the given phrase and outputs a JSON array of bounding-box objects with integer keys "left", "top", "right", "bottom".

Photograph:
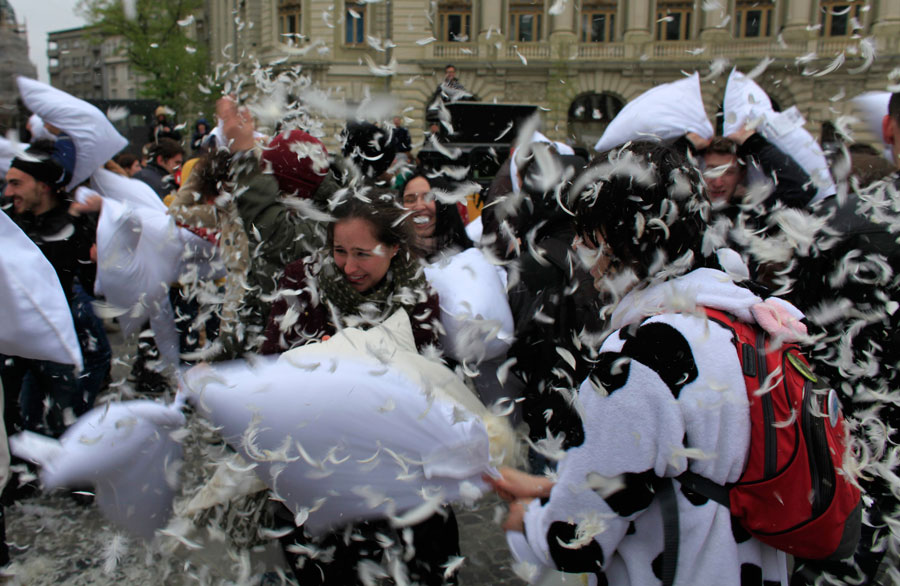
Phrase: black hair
[
  {"left": 327, "top": 188, "right": 415, "bottom": 255},
  {"left": 397, "top": 169, "right": 473, "bottom": 255},
  {"left": 890, "top": 92, "right": 900, "bottom": 125},
  {"left": 571, "top": 141, "right": 710, "bottom": 283},
  {"left": 148, "top": 137, "right": 184, "bottom": 162}
]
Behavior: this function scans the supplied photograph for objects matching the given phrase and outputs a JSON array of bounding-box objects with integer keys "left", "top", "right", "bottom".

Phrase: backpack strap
[
  {"left": 676, "top": 470, "right": 731, "bottom": 508},
  {"left": 658, "top": 477, "right": 680, "bottom": 586}
]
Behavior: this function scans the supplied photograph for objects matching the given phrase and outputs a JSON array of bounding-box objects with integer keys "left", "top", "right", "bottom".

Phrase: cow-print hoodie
[{"left": 510, "top": 267, "right": 792, "bottom": 586}]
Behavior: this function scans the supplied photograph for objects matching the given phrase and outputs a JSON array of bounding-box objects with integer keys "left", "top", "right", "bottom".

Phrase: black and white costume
[{"left": 509, "top": 268, "right": 792, "bottom": 586}]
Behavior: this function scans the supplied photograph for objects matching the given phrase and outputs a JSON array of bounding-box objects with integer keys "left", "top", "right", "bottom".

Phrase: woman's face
[
  {"left": 333, "top": 217, "right": 398, "bottom": 293},
  {"left": 127, "top": 160, "right": 143, "bottom": 176},
  {"left": 402, "top": 176, "right": 436, "bottom": 239}
]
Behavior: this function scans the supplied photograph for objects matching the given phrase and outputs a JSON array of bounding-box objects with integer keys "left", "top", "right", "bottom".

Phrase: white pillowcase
[
  {"left": 17, "top": 76, "right": 128, "bottom": 189},
  {"left": 594, "top": 72, "right": 713, "bottom": 152},
  {"left": 723, "top": 69, "right": 836, "bottom": 203},
  {"left": 850, "top": 91, "right": 891, "bottom": 158},
  {"left": 0, "top": 212, "right": 82, "bottom": 368},
  {"left": 424, "top": 248, "right": 515, "bottom": 363},
  {"left": 9, "top": 401, "right": 185, "bottom": 540},
  {"left": 0, "top": 136, "right": 27, "bottom": 176}
]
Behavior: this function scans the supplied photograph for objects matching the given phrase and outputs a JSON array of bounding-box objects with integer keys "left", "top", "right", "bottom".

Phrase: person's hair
[
  {"left": 571, "top": 141, "right": 710, "bottom": 284},
  {"left": 114, "top": 152, "right": 139, "bottom": 170},
  {"left": 445, "top": 64, "right": 455, "bottom": 71},
  {"left": 189, "top": 149, "right": 234, "bottom": 202},
  {"left": 148, "top": 137, "right": 184, "bottom": 162},
  {"left": 397, "top": 170, "right": 473, "bottom": 253},
  {"left": 706, "top": 136, "right": 740, "bottom": 159},
  {"left": 889, "top": 92, "right": 900, "bottom": 124},
  {"left": 327, "top": 188, "right": 415, "bottom": 255}
]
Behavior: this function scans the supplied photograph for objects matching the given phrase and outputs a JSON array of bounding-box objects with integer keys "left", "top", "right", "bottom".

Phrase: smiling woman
[
  {"left": 398, "top": 170, "right": 473, "bottom": 261},
  {"left": 260, "top": 189, "right": 442, "bottom": 355}
]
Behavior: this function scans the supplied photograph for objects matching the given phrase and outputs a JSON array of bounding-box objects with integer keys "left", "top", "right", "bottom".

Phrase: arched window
[{"left": 568, "top": 92, "right": 625, "bottom": 148}]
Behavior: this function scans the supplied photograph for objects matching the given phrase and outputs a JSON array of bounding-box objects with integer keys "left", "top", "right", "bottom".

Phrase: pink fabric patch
[{"left": 750, "top": 299, "right": 807, "bottom": 342}]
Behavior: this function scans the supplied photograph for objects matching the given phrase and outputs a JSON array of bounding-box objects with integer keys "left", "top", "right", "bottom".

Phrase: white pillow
[
  {"left": 0, "top": 212, "right": 82, "bottom": 368},
  {"left": 17, "top": 76, "right": 128, "bottom": 189},
  {"left": 723, "top": 69, "right": 836, "bottom": 202},
  {"left": 424, "top": 248, "right": 515, "bottom": 363},
  {"left": 179, "top": 311, "right": 514, "bottom": 535},
  {"left": 91, "top": 167, "right": 168, "bottom": 213},
  {"left": 594, "top": 72, "right": 713, "bottom": 152},
  {"left": 850, "top": 91, "right": 891, "bottom": 153},
  {"left": 9, "top": 400, "right": 185, "bottom": 540}
]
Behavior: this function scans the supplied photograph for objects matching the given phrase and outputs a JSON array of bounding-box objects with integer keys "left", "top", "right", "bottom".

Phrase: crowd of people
[{"left": 1, "top": 72, "right": 899, "bottom": 586}]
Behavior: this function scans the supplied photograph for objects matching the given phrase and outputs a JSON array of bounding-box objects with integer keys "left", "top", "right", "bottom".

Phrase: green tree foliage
[{"left": 78, "top": 0, "right": 212, "bottom": 117}]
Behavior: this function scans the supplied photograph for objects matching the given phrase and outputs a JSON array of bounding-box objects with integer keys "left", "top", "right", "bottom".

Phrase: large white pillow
[
  {"left": 17, "top": 76, "right": 128, "bottom": 189},
  {"left": 850, "top": 91, "right": 891, "bottom": 156},
  {"left": 723, "top": 69, "right": 836, "bottom": 202},
  {"left": 594, "top": 73, "right": 713, "bottom": 152},
  {"left": 424, "top": 248, "right": 515, "bottom": 363},
  {"left": 0, "top": 212, "right": 82, "bottom": 368},
  {"left": 9, "top": 400, "right": 185, "bottom": 540},
  {"left": 181, "top": 310, "right": 514, "bottom": 535},
  {"left": 91, "top": 167, "right": 168, "bottom": 213}
]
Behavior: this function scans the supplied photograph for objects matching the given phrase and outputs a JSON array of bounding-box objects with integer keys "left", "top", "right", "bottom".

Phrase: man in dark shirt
[
  {"left": 2, "top": 141, "right": 96, "bottom": 437},
  {"left": 134, "top": 138, "right": 184, "bottom": 199}
]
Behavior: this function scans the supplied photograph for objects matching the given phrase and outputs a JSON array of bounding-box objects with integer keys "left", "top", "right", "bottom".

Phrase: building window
[
  {"left": 656, "top": 2, "right": 692, "bottom": 41},
  {"left": 819, "top": 1, "right": 864, "bottom": 37},
  {"left": 509, "top": 2, "right": 543, "bottom": 42},
  {"left": 279, "top": 0, "right": 302, "bottom": 39},
  {"left": 345, "top": 2, "right": 365, "bottom": 45},
  {"left": 735, "top": 1, "right": 773, "bottom": 38},
  {"left": 438, "top": 2, "right": 472, "bottom": 42},
  {"left": 581, "top": 4, "right": 616, "bottom": 43},
  {"left": 569, "top": 91, "right": 625, "bottom": 148}
]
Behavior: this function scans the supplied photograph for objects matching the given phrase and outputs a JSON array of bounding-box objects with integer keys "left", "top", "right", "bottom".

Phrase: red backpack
[{"left": 660, "top": 308, "right": 862, "bottom": 585}]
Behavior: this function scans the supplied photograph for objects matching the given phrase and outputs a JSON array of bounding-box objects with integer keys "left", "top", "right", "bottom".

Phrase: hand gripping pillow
[
  {"left": 0, "top": 212, "right": 82, "bottom": 368},
  {"left": 9, "top": 401, "right": 186, "bottom": 540},
  {"left": 594, "top": 72, "right": 713, "bottom": 152},
  {"left": 723, "top": 69, "right": 836, "bottom": 202},
  {"left": 424, "top": 248, "right": 515, "bottom": 363},
  {"left": 17, "top": 76, "right": 128, "bottom": 190},
  {"left": 181, "top": 310, "right": 517, "bottom": 536}
]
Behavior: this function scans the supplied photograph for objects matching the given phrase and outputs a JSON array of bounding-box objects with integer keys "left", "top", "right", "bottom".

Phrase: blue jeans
[{"left": 71, "top": 284, "right": 111, "bottom": 414}]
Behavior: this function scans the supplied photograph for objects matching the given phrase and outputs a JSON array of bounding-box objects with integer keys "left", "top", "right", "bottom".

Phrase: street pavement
[{"left": 1, "top": 324, "right": 536, "bottom": 585}]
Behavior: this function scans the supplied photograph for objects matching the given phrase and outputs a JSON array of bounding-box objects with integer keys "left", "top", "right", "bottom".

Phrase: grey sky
[{"left": 9, "top": 0, "right": 87, "bottom": 82}]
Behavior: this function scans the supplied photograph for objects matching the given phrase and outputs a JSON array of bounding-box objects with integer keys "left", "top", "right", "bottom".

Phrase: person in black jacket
[
  {"left": 133, "top": 138, "right": 184, "bottom": 199},
  {"left": 700, "top": 128, "right": 817, "bottom": 210},
  {"left": 1, "top": 141, "right": 97, "bottom": 437},
  {"left": 785, "top": 93, "right": 900, "bottom": 586}
]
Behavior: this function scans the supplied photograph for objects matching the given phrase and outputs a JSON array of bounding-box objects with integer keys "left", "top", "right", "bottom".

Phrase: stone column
[
  {"left": 549, "top": 0, "right": 577, "bottom": 58},
  {"left": 623, "top": 0, "right": 652, "bottom": 57},
  {"left": 872, "top": 0, "right": 900, "bottom": 52},
  {"left": 699, "top": 0, "right": 729, "bottom": 41},
  {"left": 781, "top": 0, "right": 814, "bottom": 41}
]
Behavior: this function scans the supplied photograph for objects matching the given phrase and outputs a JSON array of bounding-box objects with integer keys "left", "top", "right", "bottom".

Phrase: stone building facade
[
  {"left": 48, "top": 26, "right": 147, "bottom": 102},
  {"left": 207, "top": 1, "right": 900, "bottom": 152},
  {"left": 0, "top": 0, "right": 38, "bottom": 135}
]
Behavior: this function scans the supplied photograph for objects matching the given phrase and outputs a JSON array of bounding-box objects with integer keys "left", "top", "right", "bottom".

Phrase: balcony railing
[
  {"left": 429, "top": 42, "right": 478, "bottom": 59},
  {"left": 577, "top": 43, "right": 626, "bottom": 59},
  {"left": 506, "top": 42, "right": 551, "bottom": 60}
]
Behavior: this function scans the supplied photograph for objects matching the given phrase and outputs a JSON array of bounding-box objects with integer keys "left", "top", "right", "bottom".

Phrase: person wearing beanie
[
  {"left": 2, "top": 140, "right": 99, "bottom": 438},
  {"left": 150, "top": 105, "right": 182, "bottom": 143},
  {"left": 260, "top": 128, "right": 329, "bottom": 198},
  {"left": 191, "top": 118, "right": 211, "bottom": 155}
]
